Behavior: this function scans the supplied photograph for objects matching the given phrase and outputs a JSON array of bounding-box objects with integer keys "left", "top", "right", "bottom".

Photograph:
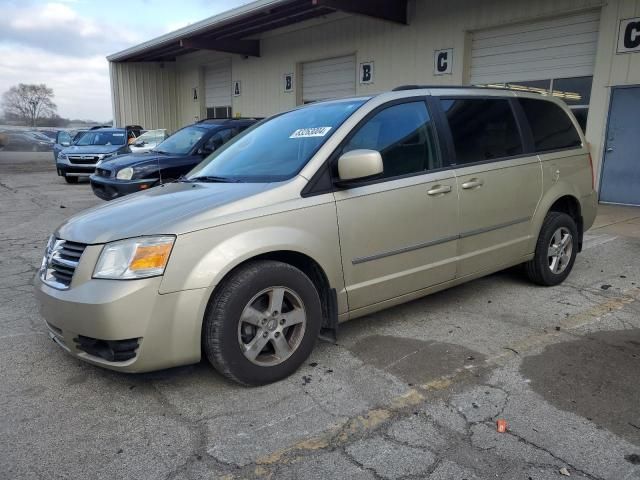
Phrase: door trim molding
[
  {"left": 459, "top": 216, "right": 531, "bottom": 239},
  {"left": 352, "top": 216, "right": 531, "bottom": 265},
  {"left": 352, "top": 234, "right": 458, "bottom": 265}
]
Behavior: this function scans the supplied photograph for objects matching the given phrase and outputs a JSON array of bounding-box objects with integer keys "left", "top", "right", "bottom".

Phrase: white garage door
[
  {"left": 470, "top": 11, "right": 600, "bottom": 85},
  {"left": 302, "top": 55, "right": 356, "bottom": 103},
  {"left": 205, "top": 59, "right": 231, "bottom": 118}
]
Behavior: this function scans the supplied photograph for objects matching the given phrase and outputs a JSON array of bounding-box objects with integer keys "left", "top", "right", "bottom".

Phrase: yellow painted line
[{"left": 250, "top": 287, "right": 640, "bottom": 475}]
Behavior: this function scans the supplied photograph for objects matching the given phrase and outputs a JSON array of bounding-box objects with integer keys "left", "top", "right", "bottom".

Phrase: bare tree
[{"left": 1, "top": 84, "right": 57, "bottom": 127}]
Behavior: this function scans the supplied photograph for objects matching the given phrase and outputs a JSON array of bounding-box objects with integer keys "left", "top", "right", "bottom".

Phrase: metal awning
[{"left": 108, "top": 0, "right": 408, "bottom": 62}]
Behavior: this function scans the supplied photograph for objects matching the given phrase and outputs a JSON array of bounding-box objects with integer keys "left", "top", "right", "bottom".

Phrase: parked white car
[{"left": 129, "top": 129, "right": 168, "bottom": 153}]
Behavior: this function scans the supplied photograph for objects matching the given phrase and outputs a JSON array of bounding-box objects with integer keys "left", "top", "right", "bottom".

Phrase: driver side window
[
  {"left": 204, "top": 129, "right": 234, "bottom": 152},
  {"left": 341, "top": 101, "right": 440, "bottom": 180}
]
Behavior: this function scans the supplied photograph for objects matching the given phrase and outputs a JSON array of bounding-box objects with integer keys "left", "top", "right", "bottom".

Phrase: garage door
[
  {"left": 302, "top": 55, "right": 356, "bottom": 103},
  {"left": 205, "top": 59, "right": 232, "bottom": 119},
  {"left": 470, "top": 11, "right": 600, "bottom": 85}
]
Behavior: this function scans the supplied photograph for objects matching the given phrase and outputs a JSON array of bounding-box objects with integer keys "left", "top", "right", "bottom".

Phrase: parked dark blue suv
[{"left": 89, "top": 119, "right": 258, "bottom": 200}]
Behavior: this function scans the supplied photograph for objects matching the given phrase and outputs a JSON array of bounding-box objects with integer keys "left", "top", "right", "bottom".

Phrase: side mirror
[
  {"left": 336, "top": 149, "right": 384, "bottom": 185},
  {"left": 134, "top": 141, "right": 145, "bottom": 147}
]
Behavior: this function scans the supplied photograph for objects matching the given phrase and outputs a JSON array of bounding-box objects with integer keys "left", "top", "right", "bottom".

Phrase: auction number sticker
[{"left": 290, "top": 127, "right": 332, "bottom": 138}]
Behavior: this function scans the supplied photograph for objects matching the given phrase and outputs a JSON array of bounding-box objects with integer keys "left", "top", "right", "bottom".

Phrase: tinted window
[
  {"left": 341, "top": 102, "right": 440, "bottom": 179},
  {"left": 519, "top": 98, "right": 582, "bottom": 152},
  {"left": 441, "top": 99, "right": 523, "bottom": 164},
  {"left": 154, "top": 126, "right": 208, "bottom": 155},
  {"left": 204, "top": 129, "right": 234, "bottom": 151}
]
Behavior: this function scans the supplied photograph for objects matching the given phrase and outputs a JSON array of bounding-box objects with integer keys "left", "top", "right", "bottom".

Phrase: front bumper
[
  {"left": 90, "top": 175, "right": 158, "bottom": 201},
  {"left": 56, "top": 161, "right": 95, "bottom": 177},
  {"left": 33, "top": 243, "right": 209, "bottom": 372}
]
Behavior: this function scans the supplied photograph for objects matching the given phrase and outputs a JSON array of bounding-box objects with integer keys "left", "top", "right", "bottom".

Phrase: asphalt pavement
[{"left": 1, "top": 151, "right": 639, "bottom": 480}]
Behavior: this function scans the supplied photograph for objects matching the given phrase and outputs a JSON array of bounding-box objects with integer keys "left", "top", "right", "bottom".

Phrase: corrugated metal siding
[
  {"left": 109, "top": 62, "right": 178, "bottom": 131},
  {"left": 302, "top": 55, "right": 356, "bottom": 102},
  {"left": 586, "top": 0, "right": 640, "bottom": 185},
  {"left": 226, "top": 0, "right": 605, "bottom": 117},
  {"left": 205, "top": 59, "right": 232, "bottom": 108},
  {"left": 470, "top": 11, "right": 600, "bottom": 84}
]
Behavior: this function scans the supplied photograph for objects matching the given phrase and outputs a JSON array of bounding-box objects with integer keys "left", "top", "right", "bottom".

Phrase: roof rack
[{"left": 392, "top": 85, "right": 494, "bottom": 92}]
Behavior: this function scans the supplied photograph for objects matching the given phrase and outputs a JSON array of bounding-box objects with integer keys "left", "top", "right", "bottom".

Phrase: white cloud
[{"left": 0, "top": 45, "right": 112, "bottom": 121}]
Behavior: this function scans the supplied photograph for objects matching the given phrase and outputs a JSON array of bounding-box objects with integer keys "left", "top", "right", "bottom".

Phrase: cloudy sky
[{"left": 0, "top": 0, "right": 254, "bottom": 121}]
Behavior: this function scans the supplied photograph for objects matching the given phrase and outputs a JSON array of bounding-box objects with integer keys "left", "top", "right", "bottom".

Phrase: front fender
[{"left": 159, "top": 202, "right": 344, "bottom": 306}]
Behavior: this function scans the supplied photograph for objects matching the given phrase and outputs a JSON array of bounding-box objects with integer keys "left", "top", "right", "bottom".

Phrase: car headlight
[
  {"left": 93, "top": 236, "right": 175, "bottom": 280},
  {"left": 58, "top": 152, "right": 67, "bottom": 160},
  {"left": 116, "top": 167, "right": 134, "bottom": 180}
]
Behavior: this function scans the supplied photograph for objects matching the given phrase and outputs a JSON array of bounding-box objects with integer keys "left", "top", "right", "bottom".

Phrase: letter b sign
[
  {"left": 434, "top": 49, "right": 453, "bottom": 75},
  {"left": 360, "top": 62, "right": 374, "bottom": 84}
]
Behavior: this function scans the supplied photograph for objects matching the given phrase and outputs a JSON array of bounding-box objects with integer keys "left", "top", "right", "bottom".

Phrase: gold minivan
[{"left": 35, "top": 87, "right": 597, "bottom": 385}]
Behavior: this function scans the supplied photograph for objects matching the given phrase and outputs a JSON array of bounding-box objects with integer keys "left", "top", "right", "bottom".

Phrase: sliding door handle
[
  {"left": 427, "top": 185, "right": 452, "bottom": 196},
  {"left": 461, "top": 178, "right": 484, "bottom": 190}
]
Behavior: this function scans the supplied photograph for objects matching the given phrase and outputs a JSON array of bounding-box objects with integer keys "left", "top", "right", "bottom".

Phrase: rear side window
[
  {"left": 341, "top": 101, "right": 440, "bottom": 179},
  {"left": 519, "top": 98, "right": 582, "bottom": 152},
  {"left": 440, "top": 98, "right": 523, "bottom": 164}
]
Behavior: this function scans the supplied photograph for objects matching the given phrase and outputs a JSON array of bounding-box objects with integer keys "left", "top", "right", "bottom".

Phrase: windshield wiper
[{"left": 180, "top": 176, "right": 240, "bottom": 183}]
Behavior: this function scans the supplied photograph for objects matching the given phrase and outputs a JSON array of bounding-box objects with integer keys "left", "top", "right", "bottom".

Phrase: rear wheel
[
  {"left": 202, "top": 260, "right": 322, "bottom": 386},
  {"left": 64, "top": 176, "right": 78, "bottom": 184},
  {"left": 525, "top": 212, "right": 578, "bottom": 286}
]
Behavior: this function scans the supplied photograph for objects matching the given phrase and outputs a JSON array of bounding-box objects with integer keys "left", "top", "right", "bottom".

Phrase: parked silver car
[{"left": 35, "top": 87, "right": 597, "bottom": 385}]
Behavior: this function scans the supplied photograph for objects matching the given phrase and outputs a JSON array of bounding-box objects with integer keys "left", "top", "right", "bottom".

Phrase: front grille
[
  {"left": 74, "top": 336, "right": 140, "bottom": 362},
  {"left": 41, "top": 239, "right": 87, "bottom": 289},
  {"left": 68, "top": 155, "right": 100, "bottom": 165}
]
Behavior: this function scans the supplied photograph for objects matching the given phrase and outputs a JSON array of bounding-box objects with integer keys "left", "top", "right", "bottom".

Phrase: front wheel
[
  {"left": 202, "top": 260, "right": 322, "bottom": 386},
  {"left": 525, "top": 212, "right": 578, "bottom": 286}
]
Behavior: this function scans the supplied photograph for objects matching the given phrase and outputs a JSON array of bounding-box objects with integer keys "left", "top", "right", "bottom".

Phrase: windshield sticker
[{"left": 290, "top": 127, "right": 332, "bottom": 139}]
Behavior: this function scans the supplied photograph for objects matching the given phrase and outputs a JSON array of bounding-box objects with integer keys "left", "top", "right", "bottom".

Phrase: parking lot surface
[{"left": 1, "top": 152, "right": 640, "bottom": 480}]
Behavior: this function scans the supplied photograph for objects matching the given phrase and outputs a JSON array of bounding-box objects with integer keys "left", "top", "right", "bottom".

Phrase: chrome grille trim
[{"left": 40, "top": 239, "right": 87, "bottom": 290}]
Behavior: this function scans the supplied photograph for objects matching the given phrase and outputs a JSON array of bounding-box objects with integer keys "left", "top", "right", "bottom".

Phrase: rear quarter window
[{"left": 519, "top": 98, "right": 582, "bottom": 153}]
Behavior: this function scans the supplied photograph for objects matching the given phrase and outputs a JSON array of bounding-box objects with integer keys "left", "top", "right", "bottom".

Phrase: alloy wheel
[{"left": 237, "top": 286, "right": 307, "bottom": 367}]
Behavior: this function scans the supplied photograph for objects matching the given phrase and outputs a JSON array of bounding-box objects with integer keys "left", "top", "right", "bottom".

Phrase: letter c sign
[
  {"left": 434, "top": 49, "right": 453, "bottom": 75},
  {"left": 617, "top": 18, "right": 640, "bottom": 53}
]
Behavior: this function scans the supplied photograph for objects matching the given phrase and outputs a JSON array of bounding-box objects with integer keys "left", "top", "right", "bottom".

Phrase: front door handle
[
  {"left": 461, "top": 178, "right": 484, "bottom": 190},
  {"left": 427, "top": 185, "right": 452, "bottom": 196}
]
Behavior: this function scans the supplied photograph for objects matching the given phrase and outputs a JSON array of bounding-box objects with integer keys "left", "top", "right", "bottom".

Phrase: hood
[
  {"left": 62, "top": 144, "right": 124, "bottom": 155},
  {"left": 55, "top": 181, "right": 278, "bottom": 244},
  {"left": 98, "top": 151, "right": 183, "bottom": 170}
]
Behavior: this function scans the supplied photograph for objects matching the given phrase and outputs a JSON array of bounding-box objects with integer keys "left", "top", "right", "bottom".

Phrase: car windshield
[
  {"left": 188, "top": 99, "right": 367, "bottom": 182},
  {"left": 153, "top": 126, "right": 207, "bottom": 155},
  {"left": 76, "top": 131, "right": 126, "bottom": 146}
]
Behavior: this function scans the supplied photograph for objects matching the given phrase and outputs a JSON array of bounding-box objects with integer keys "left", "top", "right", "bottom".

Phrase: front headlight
[
  {"left": 116, "top": 167, "right": 134, "bottom": 180},
  {"left": 93, "top": 236, "right": 175, "bottom": 280},
  {"left": 58, "top": 152, "right": 67, "bottom": 160}
]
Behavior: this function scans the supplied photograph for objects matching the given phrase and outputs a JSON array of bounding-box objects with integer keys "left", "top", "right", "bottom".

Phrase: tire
[
  {"left": 64, "top": 176, "right": 78, "bottom": 184},
  {"left": 525, "top": 212, "right": 578, "bottom": 286},
  {"left": 203, "top": 260, "right": 322, "bottom": 386}
]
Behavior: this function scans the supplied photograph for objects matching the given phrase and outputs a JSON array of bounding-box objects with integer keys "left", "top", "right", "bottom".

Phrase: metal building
[{"left": 108, "top": 0, "right": 640, "bottom": 205}]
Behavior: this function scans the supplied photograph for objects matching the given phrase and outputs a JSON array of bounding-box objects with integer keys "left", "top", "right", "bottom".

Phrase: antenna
[{"left": 157, "top": 156, "right": 163, "bottom": 185}]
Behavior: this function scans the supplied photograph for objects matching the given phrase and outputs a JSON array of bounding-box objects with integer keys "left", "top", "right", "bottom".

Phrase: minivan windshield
[
  {"left": 154, "top": 126, "right": 207, "bottom": 155},
  {"left": 76, "top": 131, "right": 126, "bottom": 146},
  {"left": 188, "top": 99, "right": 367, "bottom": 182}
]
